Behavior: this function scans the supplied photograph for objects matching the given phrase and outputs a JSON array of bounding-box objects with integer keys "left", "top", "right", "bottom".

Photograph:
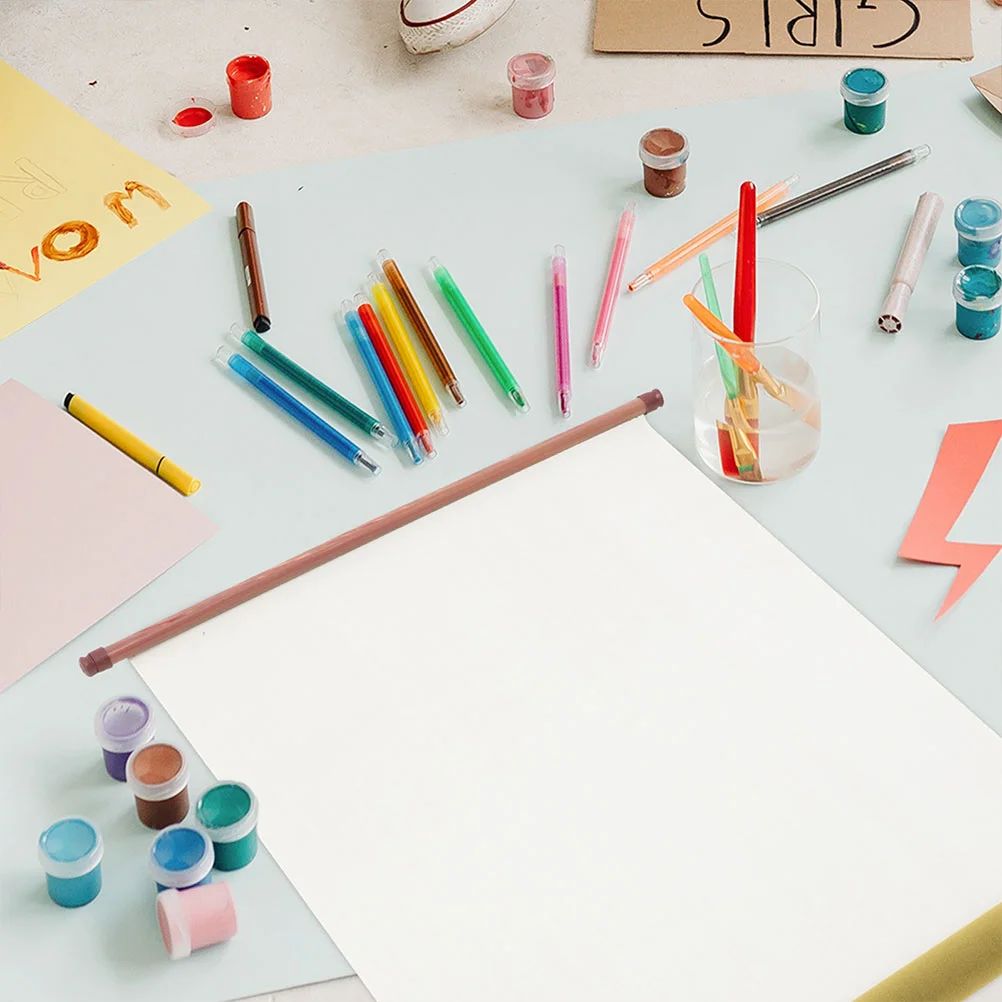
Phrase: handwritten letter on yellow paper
[{"left": 0, "top": 61, "right": 210, "bottom": 340}]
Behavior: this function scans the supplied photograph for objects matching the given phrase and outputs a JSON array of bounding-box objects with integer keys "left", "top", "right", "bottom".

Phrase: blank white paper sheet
[{"left": 135, "top": 418, "right": 1002, "bottom": 1002}]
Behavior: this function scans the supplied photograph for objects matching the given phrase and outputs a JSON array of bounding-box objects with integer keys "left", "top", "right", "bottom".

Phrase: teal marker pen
[
  {"left": 228, "top": 324, "right": 395, "bottom": 447},
  {"left": 213, "top": 346, "right": 380, "bottom": 474}
]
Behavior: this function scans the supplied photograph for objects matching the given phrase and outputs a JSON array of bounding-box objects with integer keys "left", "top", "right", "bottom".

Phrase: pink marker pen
[
  {"left": 591, "top": 201, "right": 636, "bottom": 368},
  {"left": 552, "top": 245, "right": 571, "bottom": 418}
]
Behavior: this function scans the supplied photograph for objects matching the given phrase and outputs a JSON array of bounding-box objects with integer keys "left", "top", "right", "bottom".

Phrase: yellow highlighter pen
[
  {"left": 63, "top": 393, "right": 201, "bottom": 496},
  {"left": 367, "top": 273, "right": 449, "bottom": 437}
]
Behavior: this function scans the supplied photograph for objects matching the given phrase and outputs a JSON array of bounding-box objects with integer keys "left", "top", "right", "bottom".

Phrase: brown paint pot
[
  {"left": 639, "top": 129, "right": 690, "bottom": 199},
  {"left": 127, "top": 743, "right": 190, "bottom": 830}
]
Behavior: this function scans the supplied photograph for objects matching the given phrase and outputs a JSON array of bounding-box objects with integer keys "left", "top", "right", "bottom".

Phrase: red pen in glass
[
  {"left": 355, "top": 293, "right": 436, "bottom": 460},
  {"left": 734, "top": 181, "right": 757, "bottom": 343},
  {"left": 733, "top": 181, "right": 760, "bottom": 479}
]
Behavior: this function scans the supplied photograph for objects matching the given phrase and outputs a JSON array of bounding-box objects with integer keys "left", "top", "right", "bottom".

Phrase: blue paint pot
[
  {"left": 953, "top": 266, "right": 1002, "bottom": 341},
  {"left": 954, "top": 198, "right": 1002, "bottom": 269},
  {"left": 38, "top": 817, "right": 104, "bottom": 908},
  {"left": 149, "top": 825, "right": 214, "bottom": 892},
  {"left": 94, "top": 695, "right": 156, "bottom": 782},
  {"left": 196, "top": 781, "right": 259, "bottom": 872},
  {"left": 840, "top": 67, "right": 888, "bottom": 134}
]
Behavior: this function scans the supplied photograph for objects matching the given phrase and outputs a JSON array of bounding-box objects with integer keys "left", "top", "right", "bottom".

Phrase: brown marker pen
[{"left": 236, "top": 201, "right": 270, "bottom": 333}]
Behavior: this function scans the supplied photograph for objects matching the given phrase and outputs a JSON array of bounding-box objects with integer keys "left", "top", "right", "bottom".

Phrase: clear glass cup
[{"left": 691, "top": 259, "right": 821, "bottom": 484}]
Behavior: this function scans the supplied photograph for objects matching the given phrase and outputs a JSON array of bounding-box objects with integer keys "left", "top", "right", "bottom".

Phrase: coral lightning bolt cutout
[{"left": 898, "top": 421, "right": 1002, "bottom": 619}]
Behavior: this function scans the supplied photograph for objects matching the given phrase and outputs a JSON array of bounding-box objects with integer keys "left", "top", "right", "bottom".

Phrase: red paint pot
[{"left": 226, "top": 54, "right": 272, "bottom": 120}]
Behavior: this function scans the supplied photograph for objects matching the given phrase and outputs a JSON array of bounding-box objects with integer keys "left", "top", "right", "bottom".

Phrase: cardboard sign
[
  {"left": 594, "top": 0, "right": 973, "bottom": 60},
  {"left": 972, "top": 64, "right": 1002, "bottom": 115}
]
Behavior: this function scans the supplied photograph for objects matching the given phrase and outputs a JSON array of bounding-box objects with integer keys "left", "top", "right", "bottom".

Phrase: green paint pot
[{"left": 195, "top": 782, "right": 259, "bottom": 871}]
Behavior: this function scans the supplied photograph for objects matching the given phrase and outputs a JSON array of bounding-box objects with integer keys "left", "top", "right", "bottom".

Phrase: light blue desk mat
[{"left": 1, "top": 63, "right": 1001, "bottom": 1001}]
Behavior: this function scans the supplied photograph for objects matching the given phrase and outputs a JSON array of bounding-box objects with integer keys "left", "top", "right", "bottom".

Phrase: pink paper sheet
[
  {"left": 0, "top": 380, "right": 215, "bottom": 690},
  {"left": 898, "top": 420, "right": 1002, "bottom": 620}
]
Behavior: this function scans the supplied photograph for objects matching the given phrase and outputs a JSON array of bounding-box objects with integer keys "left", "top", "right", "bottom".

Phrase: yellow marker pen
[
  {"left": 63, "top": 393, "right": 201, "bottom": 496},
  {"left": 366, "top": 273, "right": 448, "bottom": 437}
]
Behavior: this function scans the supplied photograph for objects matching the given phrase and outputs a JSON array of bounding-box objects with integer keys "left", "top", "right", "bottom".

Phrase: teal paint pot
[
  {"left": 953, "top": 266, "right": 1002, "bottom": 341},
  {"left": 196, "top": 782, "right": 259, "bottom": 871},
  {"left": 840, "top": 68, "right": 888, "bottom": 134},
  {"left": 38, "top": 817, "right": 104, "bottom": 908}
]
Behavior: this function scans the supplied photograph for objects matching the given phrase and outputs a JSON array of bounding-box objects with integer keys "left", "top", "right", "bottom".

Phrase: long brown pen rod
[
  {"left": 378, "top": 251, "right": 465, "bottom": 407},
  {"left": 80, "top": 389, "right": 664, "bottom": 675}
]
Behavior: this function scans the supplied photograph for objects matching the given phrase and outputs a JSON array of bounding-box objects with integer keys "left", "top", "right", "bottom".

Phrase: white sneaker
[{"left": 398, "top": 0, "right": 517, "bottom": 54}]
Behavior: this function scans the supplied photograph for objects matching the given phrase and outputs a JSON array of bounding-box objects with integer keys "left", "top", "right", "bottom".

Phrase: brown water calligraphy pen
[
  {"left": 236, "top": 201, "right": 271, "bottom": 333},
  {"left": 378, "top": 249, "right": 465, "bottom": 407}
]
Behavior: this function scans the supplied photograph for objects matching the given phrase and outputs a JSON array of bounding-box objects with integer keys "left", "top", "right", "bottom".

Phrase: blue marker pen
[
  {"left": 214, "top": 346, "right": 381, "bottom": 474},
  {"left": 341, "top": 298, "right": 423, "bottom": 465}
]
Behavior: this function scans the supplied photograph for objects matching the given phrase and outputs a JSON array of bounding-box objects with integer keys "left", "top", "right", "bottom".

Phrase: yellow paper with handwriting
[{"left": 0, "top": 60, "right": 209, "bottom": 340}]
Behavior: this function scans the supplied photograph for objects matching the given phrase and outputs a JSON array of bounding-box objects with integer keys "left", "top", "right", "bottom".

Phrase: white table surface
[{"left": 3, "top": 2, "right": 1002, "bottom": 1001}]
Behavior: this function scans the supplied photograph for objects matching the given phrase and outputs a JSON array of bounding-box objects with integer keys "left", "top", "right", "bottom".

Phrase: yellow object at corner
[
  {"left": 65, "top": 394, "right": 200, "bottom": 496},
  {"left": 854, "top": 902, "right": 1002, "bottom": 1002}
]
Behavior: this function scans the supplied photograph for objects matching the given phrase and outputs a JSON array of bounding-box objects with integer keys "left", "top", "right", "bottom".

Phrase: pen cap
[
  {"left": 879, "top": 284, "right": 912, "bottom": 334},
  {"left": 235, "top": 201, "right": 255, "bottom": 235},
  {"left": 159, "top": 459, "right": 201, "bottom": 496},
  {"left": 213, "top": 345, "right": 236, "bottom": 368}
]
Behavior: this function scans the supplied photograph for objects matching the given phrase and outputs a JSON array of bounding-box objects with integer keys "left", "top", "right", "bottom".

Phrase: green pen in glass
[
  {"left": 429, "top": 257, "right": 529, "bottom": 413},
  {"left": 698, "top": 254, "right": 740, "bottom": 401},
  {"left": 227, "top": 323, "right": 396, "bottom": 446}
]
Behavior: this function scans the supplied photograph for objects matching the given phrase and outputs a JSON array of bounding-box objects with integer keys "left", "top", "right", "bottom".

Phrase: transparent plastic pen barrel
[
  {"left": 591, "top": 201, "right": 636, "bottom": 367},
  {"left": 628, "top": 176, "right": 798, "bottom": 292},
  {"left": 341, "top": 299, "right": 423, "bottom": 465},
  {"left": 367, "top": 275, "right": 449, "bottom": 438},
  {"left": 355, "top": 293, "right": 436, "bottom": 460},
  {"left": 552, "top": 245, "right": 571, "bottom": 418},
  {"left": 226, "top": 323, "right": 395, "bottom": 447},
  {"left": 430, "top": 256, "right": 529, "bottom": 413},
  {"left": 378, "top": 250, "right": 465, "bottom": 407},
  {"left": 213, "top": 346, "right": 380, "bottom": 474}
]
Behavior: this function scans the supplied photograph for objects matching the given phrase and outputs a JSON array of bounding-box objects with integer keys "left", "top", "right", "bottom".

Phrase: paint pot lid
[
  {"left": 840, "top": 67, "right": 889, "bottom": 106},
  {"left": 168, "top": 97, "right": 217, "bottom": 138},
  {"left": 196, "top": 781, "right": 259, "bottom": 843},
  {"left": 226, "top": 54, "right": 271, "bottom": 84},
  {"left": 127, "top": 743, "right": 189, "bottom": 801},
  {"left": 954, "top": 198, "right": 1002, "bottom": 240},
  {"left": 638, "top": 129, "right": 690, "bottom": 171},
  {"left": 94, "top": 695, "right": 155, "bottom": 753},
  {"left": 953, "top": 266, "right": 1002, "bottom": 311},
  {"left": 149, "top": 825, "right": 215, "bottom": 888},
  {"left": 157, "top": 888, "right": 193, "bottom": 960},
  {"left": 38, "top": 817, "right": 104, "bottom": 879},
  {"left": 507, "top": 52, "right": 555, "bottom": 90}
]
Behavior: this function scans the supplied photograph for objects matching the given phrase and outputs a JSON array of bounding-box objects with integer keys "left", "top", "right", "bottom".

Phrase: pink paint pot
[
  {"left": 226, "top": 54, "right": 272, "bottom": 120},
  {"left": 507, "top": 53, "right": 555, "bottom": 120},
  {"left": 156, "top": 883, "right": 238, "bottom": 960}
]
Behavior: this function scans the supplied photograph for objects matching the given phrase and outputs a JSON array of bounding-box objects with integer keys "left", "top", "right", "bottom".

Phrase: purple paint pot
[{"left": 95, "top": 696, "right": 156, "bottom": 782}]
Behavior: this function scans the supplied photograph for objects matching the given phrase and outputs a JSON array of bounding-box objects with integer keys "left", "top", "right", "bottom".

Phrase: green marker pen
[
  {"left": 228, "top": 324, "right": 395, "bottom": 447},
  {"left": 429, "top": 257, "right": 529, "bottom": 413},
  {"left": 698, "top": 254, "right": 756, "bottom": 475}
]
